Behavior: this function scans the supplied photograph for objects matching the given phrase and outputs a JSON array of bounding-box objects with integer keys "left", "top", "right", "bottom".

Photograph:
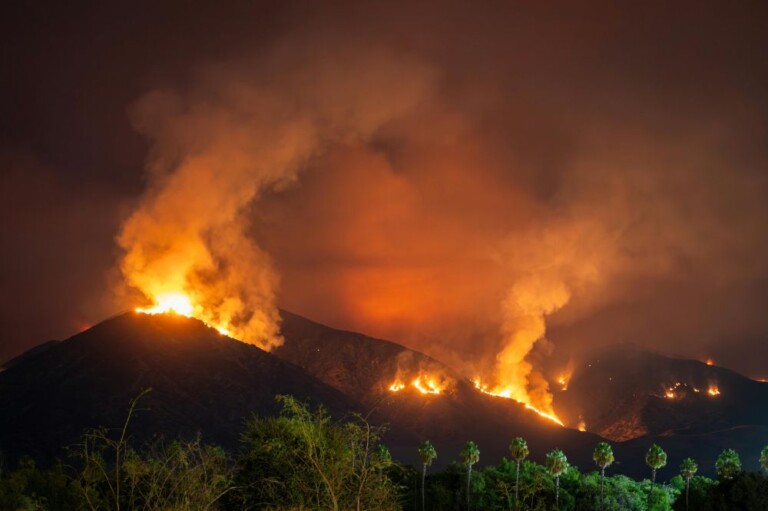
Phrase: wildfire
[
  {"left": 471, "top": 378, "right": 564, "bottom": 426},
  {"left": 706, "top": 358, "right": 714, "bottom": 366},
  {"left": 388, "top": 371, "right": 452, "bottom": 395},
  {"left": 577, "top": 418, "right": 586, "bottom": 432},
  {"left": 555, "top": 362, "right": 574, "bottom": 391},
  {"left": 135, "top": 292, "right": 230, "bottom": 336},
  {"left": 707, "top": 385, "right": 721, "bottom": 396}
]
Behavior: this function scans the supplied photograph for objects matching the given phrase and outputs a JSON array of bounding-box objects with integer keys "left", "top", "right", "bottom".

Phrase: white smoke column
[{"left": 118, "top": 44, "right": 434, "bottom": 350}]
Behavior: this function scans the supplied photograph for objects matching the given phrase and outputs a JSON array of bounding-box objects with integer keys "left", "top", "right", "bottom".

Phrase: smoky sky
[{"left": 2, "top": 0, "right": 768, "bottom": 380}]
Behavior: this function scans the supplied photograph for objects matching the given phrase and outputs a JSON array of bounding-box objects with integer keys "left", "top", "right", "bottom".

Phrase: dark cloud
[{"left": 2, "top": 1, "right": 767, "bottom": 384}]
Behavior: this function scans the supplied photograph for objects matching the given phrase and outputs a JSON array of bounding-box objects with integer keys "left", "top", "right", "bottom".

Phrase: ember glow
[
  {"left": 706, "top": 358, "right": 714, "bottom": 366},
  {"left": 472, "top": 378, "right": 564, "bottom": 426},
  {"left": 707, "top": 385, "right": 721, "bottom": 396},
  {"left": 388, "top": 371, "right": 453, "bottom": 395},
  {"left": 556, "top": 364, "right": 574, "bottom": 391}
]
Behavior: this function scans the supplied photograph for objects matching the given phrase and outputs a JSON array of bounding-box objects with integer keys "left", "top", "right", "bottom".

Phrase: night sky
[{"left": 2, "top": 1, "right": 768, "bottom": 381}]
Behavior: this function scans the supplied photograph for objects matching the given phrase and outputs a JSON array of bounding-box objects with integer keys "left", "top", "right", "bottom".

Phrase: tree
[
  {"left": 679, "top": 458, "right": 698, "bottom": 511},
  {"left": 716, "top": 449, "right": 742, "bottom": 480},
  {"left": 545, "top": 449, "right": 568, "bottom": 509},
  {"left": 73, "top": 389, "right": 233, "bottom": 511},
  {"left": 645, "top": 443, "right": 667, "bottom": 507},
  {"left": 460, "top": 441, "right": 480, "bottom": 510},
  {"left": 509, "top": 437, "right": 529, "bottom": 508},
  {"left": 417, "top": 441, "right": 437, "bottom": 511},
  {"left": 593, "top": 442, "right": 614, "bottom": 511},
  {"left": 234, "top": 395, "right": 399, "bottom": 510},
  {"left": 760, "top": 446, "right": 768, "bottom": 474}
]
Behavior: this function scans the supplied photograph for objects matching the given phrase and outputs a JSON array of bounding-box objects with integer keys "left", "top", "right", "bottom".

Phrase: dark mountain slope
[
  {"left": 554, "top": 346, "right": 768, "bottom": 442},
  {"left": 275, "top": 311, "right": 606, "bottom": 469},
  {"left": 0, "top": 312, "right": 355, "bottom": 463}
]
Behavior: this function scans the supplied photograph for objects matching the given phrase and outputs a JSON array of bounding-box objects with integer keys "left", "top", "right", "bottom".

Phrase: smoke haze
[{"left": 2, "top": 1, "right": 768, "bottom": 389}]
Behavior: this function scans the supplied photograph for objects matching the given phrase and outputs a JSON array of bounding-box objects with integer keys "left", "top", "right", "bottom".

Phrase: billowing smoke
[{"left": 118, "top": 43, "right": 434, "bottom": 350}]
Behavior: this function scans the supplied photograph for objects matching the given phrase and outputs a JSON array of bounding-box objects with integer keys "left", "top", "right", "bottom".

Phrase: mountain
[
  {"left": 6, "top": 311, "right": 763, "bottom": 477},
  {"left": 553, "top": 345, "right": 768, "bottom": 475},
  {"left": 0, "top": 310, "right": 603, "bottom": 471},
  {"left": 0, "top": 312, "right": 355, "bottom": 463},
  {"left": 275, "top": 311, "right": 604, "bottom": 468}
]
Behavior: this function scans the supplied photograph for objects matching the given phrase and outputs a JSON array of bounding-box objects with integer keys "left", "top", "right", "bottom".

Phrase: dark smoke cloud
[{"left": 2, "top": 1, "right": 768, "bottom": 382}]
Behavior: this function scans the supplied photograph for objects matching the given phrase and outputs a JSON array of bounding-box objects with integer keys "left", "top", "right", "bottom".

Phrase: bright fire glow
[
  {"left": 388, "top": 371, "right": 453, "bottom": 395},
  {"left": 135, "top": 291, "right": 230, "bottom": 336},
  {"left": 707, "top": 385, "right": 721, "bottom": 396},
  {"left": 557, "top": 375, "right": 569, "bottom": 391},
  {"left": 664, "top": 389, "right": 676, "bottom": 399},
  {"left": 706, "top": 358, "right": 714, "bottom": 366},
  {"left": 136, "top": 292, "right": 194, "bottom": 317},
  {"left": 577, "top": 418, "right": 586, "bottom": 432},
  {"left": 472, "top": 378, "right": 564, "bottom": 426}
]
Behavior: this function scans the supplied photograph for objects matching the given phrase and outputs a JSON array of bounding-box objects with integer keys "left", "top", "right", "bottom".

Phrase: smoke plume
[{"left": 118, "top": 44, "right": 434, "bottom": 349}]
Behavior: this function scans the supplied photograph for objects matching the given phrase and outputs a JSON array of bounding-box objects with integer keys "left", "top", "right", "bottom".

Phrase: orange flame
[
  {"left": 472, "top": 378, "right": 564, "bottom": 426},
  {"left": 707, "top": 385, "right": 720, "bottom": 396},
  {"left": 706, "top": 358, "right": 714, "bottom": 366},
  {"left": 388, "top": 370, "right": 453, "bottom": 395},
  {"left": 577, "top": 418, "right": 586, "bottom": 432},
  {"left": 135, "top": 291, "right": 230, "bottom": 336}
]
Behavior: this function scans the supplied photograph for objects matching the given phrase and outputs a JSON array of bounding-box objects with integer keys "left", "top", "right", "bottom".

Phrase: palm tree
[
  {"left": 760, "top": 446, "right": 768, "bottom": 474},
  {"left": 679, "top": 457, "right": 698, "bottom": 511},
  {"left": 417, "top": 441, "right": 437, "bottom": 511},
  {"left": 545, "top": 449, "right": 568, "bottom": 509},
  {"left": 509, "top": 437, "right": 529, "bottom": 508},
  {"left": 645, "top": 444, "right": 667, "bottom": 507},
  {"left": 460, "top": 441, "right": 480, "bottom": 511},
  {"left": 715, "top": 449, "right": 741, "bottom": 480},
  {"left": 593, "top": 442, "right": 614, "bottom": 511}
]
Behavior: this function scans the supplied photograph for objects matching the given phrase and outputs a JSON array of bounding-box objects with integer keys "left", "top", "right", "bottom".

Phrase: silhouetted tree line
[{"left": 1, "top": 392, "right": 768, "bottom": 510}]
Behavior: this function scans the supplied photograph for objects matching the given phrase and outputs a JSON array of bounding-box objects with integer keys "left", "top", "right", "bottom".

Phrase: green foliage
[
  {"left": 509, "top": 438, "right": 529, "bottom": 464},
  {"left": 0, "top": 458, "right": 85, "bottom": 511},
  {"left": 697, "top": 471, "right": 768, "bottom": 510},
  {"left": 460, "top": 442, "right": 480, "bottom": 509},
  {"left": 73, "top": 389, "right": 233, "bottom": 511},
  {"left": 671, "top": 475, "right": 715, "bottom": 511},
  {"left": 231, "top": 395, "right": 400, "bottom": 510},
  {"left": 645, "top": 445, "right": 667, "bottom": 472},
  {"left": 460, "top": 442, "right": 480, "bottom": 467},
  {"left": 593, "top": 443, "right": 614, "bottom": 471},
  {"left": 761, "top": 446, "right": 768, "bottom": 474},
  {"left": 418, "top": 441, "right": 437, "bottom": 467},
  {"left": 6, "top": 393, "right": 768, "bottom": 511},
  {"left": 715, "top": 449, "right": 741, "bottom": 480},
  {"left": 545, "top": 449, "right": 568, "bottom": 478},
  {"left": 678, "top": 458, "right": 697, "bottom": 481}
]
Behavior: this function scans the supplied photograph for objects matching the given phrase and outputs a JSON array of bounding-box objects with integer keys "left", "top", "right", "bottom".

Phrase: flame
[
  {"left": 706, "top": 358, "right": 714, "bottom": 366},
  {"left": 557, "top": 375, "right": 568, "bottom": 390},
  {"left": 577, "top": 418, "right": 586, "bottom": 432},
  {"left": 136, "top": 292, "right": 194, "bottom": 316},
  {"left": 472, "top": 378, "right": 564, "bottom": 426},
  {"left": 664, "top": 389, "right": 676, "bottom": 399},
  {"left": 707, "top": 385, "right": 720, "bottom": 396},
  {"left": 135, "top": 291, "right": 230, "bottom": 336},
  {"left": 387, "top": 370, "right": 452, "bottom": 395}
]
